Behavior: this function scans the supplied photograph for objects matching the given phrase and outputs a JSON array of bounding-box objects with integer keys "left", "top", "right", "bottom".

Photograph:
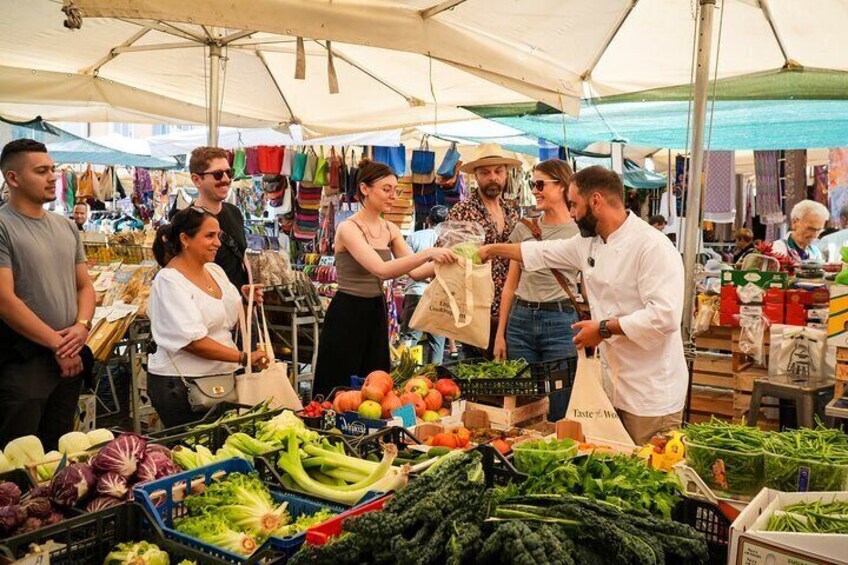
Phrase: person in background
[
  {"left": 479, "top": 166, "right": 688, "bottom": 445},
  {"left": 0, "top": 139, "right": 96, "bottom": 449},
  {"left": 171, "top": 147, "right": 248, "bottom": 289},
  {"left": 772, "top": 200, "right": 829, "bottom": 263},
  {"left": 72, "top": 202, "right": 89, "bottom": 231},
  {"left": 441, "top": 144, "right": 521, "bottom": 358},
  {"left": 401, "top": 205, "right": 449, "bottom": 364},
  {"left": 817, "top": 205, "right": 848, "bottom": 262},
  {"left": 313, "top": 160, "right": 456, "bottom": 397},
  {"left": 732, "top": 228, "right": 756, "bottom": 264},
  {"left": 648, "top": 214, "right": 667, "bottom": 231},
  {"left": 494, "top": 159, "right": 580, "bottom": 422},
  {"left": 148, "top": 207, "right": 267, "bottom": 428}
]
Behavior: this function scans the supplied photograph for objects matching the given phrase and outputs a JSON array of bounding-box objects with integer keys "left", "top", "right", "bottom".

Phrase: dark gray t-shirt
[
  {"left": 0, "top": 206, "right": 86, "bottom": 330},
  {"left": 509, "top": 219, "right": 580, "bottom": 302}
]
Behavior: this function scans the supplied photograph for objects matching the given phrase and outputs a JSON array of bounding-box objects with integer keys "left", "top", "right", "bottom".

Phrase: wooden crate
[
  {"left": 689, "top": 386, "right": 735, "bottom": 418},
  {"left": 694, "top": 325, "right": 734, "bottom": 351},
  {"left": 464, "top": 396, "right": 549, "bottom": 428},
  {"left": 692, "top": 352, "right": 735, "bottom": 389},
  {"left": 731, "top": 327, "right": 770, "bottom": 372},
  {"left": 836, "top": 347, "right": 848, "bottom": 399}
]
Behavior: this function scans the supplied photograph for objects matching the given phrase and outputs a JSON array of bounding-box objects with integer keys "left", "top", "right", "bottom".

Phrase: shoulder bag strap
[{"left": 518, "top": 218, "right": 589, "bottom": 318}]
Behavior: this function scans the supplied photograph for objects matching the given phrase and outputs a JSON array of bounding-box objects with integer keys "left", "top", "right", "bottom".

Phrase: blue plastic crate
[
  {"left": 350, "top": 375, "right": 365, "bottom": 389},
  {"left": 132, "top": 458, "right": 344, "bottom": 563}
]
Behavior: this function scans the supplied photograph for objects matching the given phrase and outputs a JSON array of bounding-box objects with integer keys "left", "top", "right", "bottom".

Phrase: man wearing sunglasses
[{"left": 171, "top": 147, "right": 248, "bottom": 289}]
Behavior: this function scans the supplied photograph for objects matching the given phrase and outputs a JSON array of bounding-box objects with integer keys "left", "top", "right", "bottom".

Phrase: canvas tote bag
[
  {"left": 235, "top": 282, "right": 303, "bottom": 411},
  {"left": 409, "top": 256, "right": 493, "bottom": 349},
  {"left": 565, "top": 348, "right": 635, "bottom": 447}
]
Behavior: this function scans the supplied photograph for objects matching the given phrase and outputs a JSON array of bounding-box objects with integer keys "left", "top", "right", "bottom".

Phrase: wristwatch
[
  {"left": 76, "top": 319, "right": 92, "bottom": 330},
  {"left": 599, "top": 319, "right": 612, "bottom": 339}
]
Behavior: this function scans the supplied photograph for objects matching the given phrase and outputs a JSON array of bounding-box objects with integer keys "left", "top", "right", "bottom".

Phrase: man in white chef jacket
[{"left": 479, "top": 165, "right": 688, "bottom": 444}]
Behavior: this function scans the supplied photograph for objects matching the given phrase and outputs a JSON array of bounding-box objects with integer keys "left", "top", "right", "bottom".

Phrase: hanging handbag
[
  {"left": 437, "top": 141, "right": 462, "bottom": 177},
  {"left": 519, "top": 218, "right": 591, "bottom": 321},
  {"left": 373, "top": 145, "right": 406, "bottom": 177},
  {"left": 291, "top": 150, "right": 307, "bottom": 182},
  {"left": 411, "top": 137, "right": 436, "bottom": 184},
  {"left": 280, "top": 147, "right": 293, "bottom": 176},
  {"left": 302, "top": 148, "right": 318, "bottom": 183},
  {"left": 167, "top": 351, "right": 237, "bottom": 412},
  {"left": 313, "top": 147, "right": 329, "bottom": 186},
  {"left": 233, "top": 148, "right": 248, "bottom": 180},
  {"left": 77, "top": 164, "right": 97, "bottom": 199},
  {"left": 328, "top": 147, "right": 342, "bottom": 190}
]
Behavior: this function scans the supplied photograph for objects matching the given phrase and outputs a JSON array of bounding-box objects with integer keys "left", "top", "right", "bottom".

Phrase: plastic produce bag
[
  {"left": 768, "top": 325, "right": 832, "bottom": 380},
  {"left": 435, "top": 220, "right": 486, "bottom": 249},
  {"left": 738, "top": 312, "right": 768, "bottom": 366},
  {"left": 693, "top": 296, "right": 719, "bottom": 336}
]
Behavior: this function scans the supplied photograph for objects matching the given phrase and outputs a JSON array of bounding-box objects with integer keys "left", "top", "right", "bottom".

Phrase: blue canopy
[
  {"left": 1, "top": 116, "right": 178, "bottom": 169},
  {"left": 466, "top": 99, "right": 848, "bottom": 151}
]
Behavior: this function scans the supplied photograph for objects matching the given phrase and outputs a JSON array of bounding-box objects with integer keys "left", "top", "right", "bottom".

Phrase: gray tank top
[{"left": 336, "top": 220, "right": 393, "bottom": 297}]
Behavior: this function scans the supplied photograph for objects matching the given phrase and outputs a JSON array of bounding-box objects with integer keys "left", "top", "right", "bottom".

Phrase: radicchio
[
  {"left": 21, "top": 497, "right": 52, "bottom": 519},
  {"left": 85, "top": 496, "right": 123, "bottom": 513},
  {"left": 0, "top": 505, "right": 26, "bottom": 534},
  {"left": 135, "top": 451, "right": 179, "bottom": 484},
  {"left": 144, "top": 444, "right": 172, "bottom": 458},
  {"left": 49, "top": 463, "right": 96, "bottom": 507},
  {"left": 91, "top": 433, "right": 147, "bottom": 478},
  {"left": 96, "top": 472, "right": 128, "bottom": 499},
  {"left": 0, "top": 481, "right": 22, "bottom": 506}
]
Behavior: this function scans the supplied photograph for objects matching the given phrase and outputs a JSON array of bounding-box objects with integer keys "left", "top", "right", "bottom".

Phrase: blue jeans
[{"left": 506, "top": 302, "right": 578, "bottom": 422}]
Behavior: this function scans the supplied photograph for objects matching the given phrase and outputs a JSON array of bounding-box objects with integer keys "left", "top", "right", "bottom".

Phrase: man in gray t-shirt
[{"left": 0, "top": 139, "right": 96, "bottom": 450}]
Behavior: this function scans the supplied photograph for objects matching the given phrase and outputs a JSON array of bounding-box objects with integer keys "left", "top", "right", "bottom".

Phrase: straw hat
[{"left": 459, "top": 143, "right": 522, "bottom": 174}]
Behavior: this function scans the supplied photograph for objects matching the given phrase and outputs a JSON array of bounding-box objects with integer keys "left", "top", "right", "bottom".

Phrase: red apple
[
  {"left": 435, "top": 378, "right": 461, "bottom": 401},
  {"left": 361, "top": 383, "right": 385, "bottom": 403},
  {"left": 404, "top": 378, "right": 430, "bottom": 398},
  {"left": 380, "top": 391, "right": 403, "bottom": 419}
]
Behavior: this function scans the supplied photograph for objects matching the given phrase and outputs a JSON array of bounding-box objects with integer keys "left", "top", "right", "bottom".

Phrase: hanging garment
[
  {"left": 674, "top": 154, "right": 687, "bottom": 217},
  {"left": 245, "top": 147, "right": 259, "bottom": 176},
  {"left": 280, "top": 147, "right": 293, "bottom": 176},
  {"left": 233, "top": 149, "right": 247, "bottom": 180},
  {"left": 828, "top": 148, "right": 848, "bottom": 220},
  {"left": 783, "top": 150, "right": 807, "bottom": 215},
  {"left": 703, "top": 151, "right": 736, "bottom": 223},
  {"left": 813, "top": 165, "right": 828, "bottom": 204},
  {"left": 754, "top": 150, "right": 784, "bottom": 224},
  {"left": 257, "top": 146, "right": 284, "bottom": 174}
]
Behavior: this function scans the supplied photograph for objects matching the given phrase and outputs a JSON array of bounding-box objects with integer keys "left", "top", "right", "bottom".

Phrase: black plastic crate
[
  {"left": 0, "top": 502, "right": 133, "bottom": 565},
  {"left": 671, "top": 497, "right": 730, "bottom": 565},
  {"left": 438, "top": 356, "right": 577, "bottom": 397},
  {"left": 474, "top": 444, "right": 527, "bottom": 488},
  {"left": 350, "top": 427, "right": 423, "bottom": 461},
  {"left": 148, "top": 403, "right": 283, "bottom": 450},
  {"left": 0, "top": 468, "right": 37, "bottom": 494}
]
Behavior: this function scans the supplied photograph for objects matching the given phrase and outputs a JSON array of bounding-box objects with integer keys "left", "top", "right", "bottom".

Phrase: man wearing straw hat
[{"left": 442, "top": 143, "right": 521, "bottom": 358}]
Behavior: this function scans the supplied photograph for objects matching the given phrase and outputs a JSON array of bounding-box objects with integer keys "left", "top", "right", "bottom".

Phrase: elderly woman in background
[
  {"left": 771, "top": 200, "right": 829, "bottom": 262},
  {"left": 732, "top": 228, "right": 756, "bottom": 264}
]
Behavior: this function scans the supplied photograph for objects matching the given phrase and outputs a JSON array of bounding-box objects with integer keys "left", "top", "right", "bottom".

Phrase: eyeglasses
[
  {"left": 197, "top": 169, "right": 234, "bottom": 181},
  {"left": 530, "top": 179, "right": 559, "bottom": 191}
]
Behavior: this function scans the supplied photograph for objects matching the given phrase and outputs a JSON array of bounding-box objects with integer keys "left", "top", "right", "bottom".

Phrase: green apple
[{"left": 358, "top": 400, "right": 383, "bottom": 419}]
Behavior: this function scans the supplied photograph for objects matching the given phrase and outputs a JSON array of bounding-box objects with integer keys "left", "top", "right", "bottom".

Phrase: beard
[
  {"left": 576, "top": 207, "right": 599, "bottom": 238},
  {"left": 481, "top": 180, "right": 504, "bottom": 199}
]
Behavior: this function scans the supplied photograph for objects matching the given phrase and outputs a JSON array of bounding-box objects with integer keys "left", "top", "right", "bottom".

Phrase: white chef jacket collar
[{"left": 601, "top": 210, "right": 634, "bottom": 244}]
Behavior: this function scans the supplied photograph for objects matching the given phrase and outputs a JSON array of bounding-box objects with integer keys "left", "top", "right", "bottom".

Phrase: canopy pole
[
  {"left": 681, "top": 0, "right": 716, "bottom": 341},
  {"left": 207, "top": 44, "right": 222, "bottom": 146}
]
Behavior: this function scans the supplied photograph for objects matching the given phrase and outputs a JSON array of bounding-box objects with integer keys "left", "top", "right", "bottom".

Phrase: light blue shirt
[
  {"left": 816, "top": 229, "right": 848, "bottom": 262},
  {"left": 403, "top": 228, "right": 438, "bottom": 296}
]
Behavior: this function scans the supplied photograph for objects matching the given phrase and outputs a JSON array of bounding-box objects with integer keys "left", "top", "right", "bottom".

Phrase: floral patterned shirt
[{"left": 443, "top": 192, "right": 519, "bottom": 318}]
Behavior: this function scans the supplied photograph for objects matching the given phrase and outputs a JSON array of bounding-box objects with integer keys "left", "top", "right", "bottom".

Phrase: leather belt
[{"left": 515, "top": 298, "right": 574, "bottom": 312}]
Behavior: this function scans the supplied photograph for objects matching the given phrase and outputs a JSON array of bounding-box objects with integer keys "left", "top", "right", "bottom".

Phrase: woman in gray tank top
[{"left": 312, "top": 160, "right": 456, "bottom": 397}]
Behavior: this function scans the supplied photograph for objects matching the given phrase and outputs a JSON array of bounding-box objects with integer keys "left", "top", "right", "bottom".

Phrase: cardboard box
[
  {"left": 786, "top": 289, "right": 812, "bottom": 306},
  {"left": 721, "top": 285, "right": 740, "bottom": 300},
  {"left": 810, "top": 288, "right": 830, "bottom": 305},
  {"left": 763, "top": 288, "right": 786, "bottom": 305},
  {"left": 729, "top": 489, "right": 848, "bottom": 565},
  {"left": 785, "top": 304, "right": 808, "bottom": 327},
  {"left": 720, "top": 298, "right": 740, "bottom": 314},
  {"left": 720, "top": 310, "right": 740, "bottom": 327},
  {"left": 827, "top": 284, "right": 848, "bottom": 347},
  {"left": 762, "top": 303, "right": 785, "bottom": 325},
  {"left": 721, "top": 270, "right": 788, "bottom": 290}
]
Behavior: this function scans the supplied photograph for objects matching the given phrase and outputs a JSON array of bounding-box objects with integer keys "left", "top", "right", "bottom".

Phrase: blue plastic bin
[{"left": 133, "top": 458, "right": 344, "bottom": 563}]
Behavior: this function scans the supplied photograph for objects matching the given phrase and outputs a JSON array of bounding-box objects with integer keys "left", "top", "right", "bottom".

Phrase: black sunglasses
[
  {"left": 530, "top": 179, "right": 559, "bottom": 191},
  {"left": 197, "top": 169, "right": 234, "bottom": 181}
]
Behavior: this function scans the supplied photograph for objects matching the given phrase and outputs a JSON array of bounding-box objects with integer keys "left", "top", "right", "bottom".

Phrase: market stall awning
[
  {"left": 465, "top": 99, "right": 848, "bottom": 152},
  {"left": 1, "top": 115, "right": 178, "bottom": 168}
]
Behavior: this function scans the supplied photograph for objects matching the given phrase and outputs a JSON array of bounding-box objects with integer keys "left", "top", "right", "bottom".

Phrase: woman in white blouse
[{"left": 147, "top": 207, "right": 267, "bottom": 427}]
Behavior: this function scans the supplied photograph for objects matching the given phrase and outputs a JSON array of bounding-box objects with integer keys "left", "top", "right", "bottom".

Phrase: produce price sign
[
  {"left": 736, "top": 536, "right": 846, "bottom": 565},
  {"left": 391, "top": 403, "right": 417, "bottom": 428}
]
